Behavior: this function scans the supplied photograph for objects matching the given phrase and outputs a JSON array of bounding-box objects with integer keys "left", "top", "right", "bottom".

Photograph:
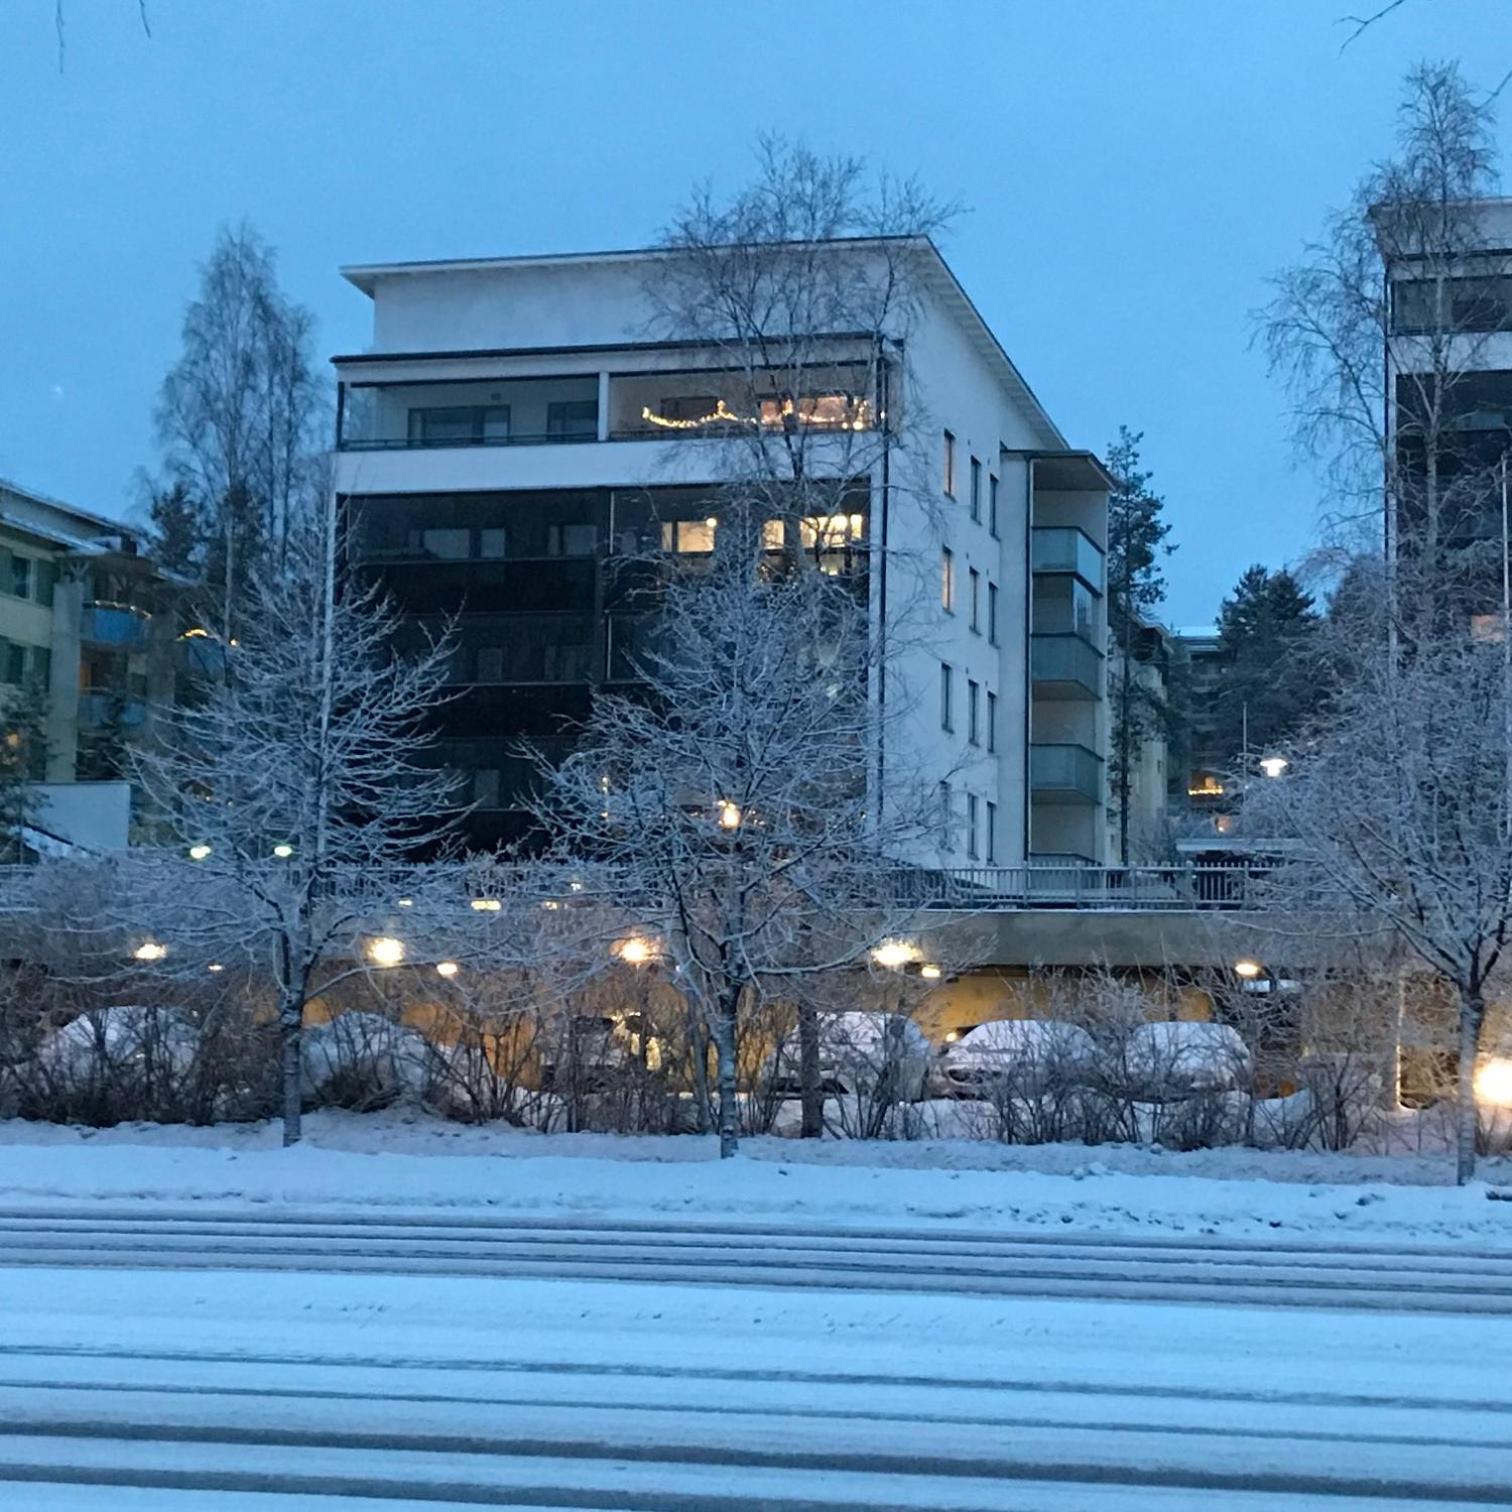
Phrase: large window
[
  {"left": 0, "top": 548, "right": 48, "bottom": 603},
  {"left": 408, "top": 405, "right": 511, "bottom": 445},
  {"left": 1392, "top": 274, "right": 1512, "bottom": 335},
  {"left": 985, "top": 800, "right": 997, "bottom": 864},
  {"left": 938, "top": 780, "right": 952, "bottom": 850},
  {"left": 547, "top": 400, "right": 598, "bottom": 439},
  {"left": 661, "top": 518, "right": 718, "bottom": 554}
]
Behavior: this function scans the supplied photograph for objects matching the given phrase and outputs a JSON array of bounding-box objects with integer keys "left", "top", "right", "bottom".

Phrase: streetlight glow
[
  {"left": 367, "top": 936, "right": 405, "bottom": 968},
  {"left": 132, "top": 941, "right": 168, "bottom": 963},
  {"left": 1234, "top": 958, "right": 1262, "bottom": 979},
  {"left": 871, "top": 939, "right": 918, "bottom": 970},
  {"left": 1259, "top": 756, "right": 1290, "bottom": 779},
  {"left": 920, "top": 963, "right": 942, "bottom": 981},
  {"left": 188, "top": 843, "right": 212, "bottom": 861},
  {"left": 615, "top": 935, "right": 655, "bottom": 966},
  {"left": 435, "top": 960, "right": 459, "bottom": 979},
  {"left": 470, "top": 898, "right": 501, "bottom": 912},
  {"left": 272, "top": 843, "right": 294, "bottom": 859},
  {"left": 717, "top": 799, "right": 742, "bottom": 830},
  {"left": 1476, "top": 1058, "right": 1512, "bottom": 1107}
]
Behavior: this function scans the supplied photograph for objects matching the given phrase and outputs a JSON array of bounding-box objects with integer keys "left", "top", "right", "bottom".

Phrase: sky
[{"left": 2, "top": 0, "right": 1509, "bottom": 626}]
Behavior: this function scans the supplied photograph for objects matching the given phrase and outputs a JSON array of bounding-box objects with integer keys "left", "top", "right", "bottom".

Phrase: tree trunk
[
  {"left": 798, "top": 1000, "right": 823, "bottom": 1138},
  {"left": 1455, "top": 984, "right": 1486, "bottom": 1186},
  {"left": 279, "top": 991, "right": 303, "bottom": 1147},
  {"left": 714, "top": 986, "right": 741, "bottom": 1159},
  {"left": 687, "top": 1005, "right": 713, "bottom": 1133}
]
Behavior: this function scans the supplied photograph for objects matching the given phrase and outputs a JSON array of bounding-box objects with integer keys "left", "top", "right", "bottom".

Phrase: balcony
[
  {"left": 77, "top": 691, "right": 147, "bottom": 729},
  {"left": 608, "top": 364, "right": 875, "bottom": 441},
  {"left": 1030, "top": 743, "right": 1102, "bottom": 805},
  {"left": 80, "top": 603, "right": 151, "bottom": 650},
  {"left": 339, "top": 376, "right": 600, "bottom": 450},
  {"left": 1031, "top": 633, "right": 1103, "bottom": 700},
  {"left": 1031, "top": 527, "right": 1103, "bottom": 589}
]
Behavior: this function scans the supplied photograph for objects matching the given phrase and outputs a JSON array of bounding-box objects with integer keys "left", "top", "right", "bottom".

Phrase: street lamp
[{"left": 615, "top": 935, "right": 656, "bottom": 966}]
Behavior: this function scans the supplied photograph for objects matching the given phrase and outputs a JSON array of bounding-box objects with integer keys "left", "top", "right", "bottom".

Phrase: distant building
[
  {"left": 1105, "top": 613, "right": 1172, "bottom": 863},
  {"left": 332, "top": 239, "right": 1112, "bottom": 863}
]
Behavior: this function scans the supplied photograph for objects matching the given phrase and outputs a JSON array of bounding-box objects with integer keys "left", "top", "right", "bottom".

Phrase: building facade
[{"left": 331, "top": 240, "right": 1110, "bottom": 863}]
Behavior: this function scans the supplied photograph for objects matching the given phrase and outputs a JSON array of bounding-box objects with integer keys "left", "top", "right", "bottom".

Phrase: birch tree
[
  {"left": 640, "top": 139, "right": 954, "bottom": 1136},
  {"left": 527, "top": 499, "right": 945, "bottom": 1158},
  {"left": 119, "top": 504, "right": 461, "bottom": 1144},
  {"left": 1249, "top": 628, "right": 1512, "bottom": 1183}
]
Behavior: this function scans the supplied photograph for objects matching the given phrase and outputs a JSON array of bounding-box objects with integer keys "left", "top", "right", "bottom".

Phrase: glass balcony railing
[
  {"left": 339, "top": 376, "right": 601, "bottom": 450},
  {"left": 1031, "top": 634, "right": 1103, "bottom": 698},
  {"left": 1030, "top": 743, "right": 1103, "bottom": 804},
  {"left": 80, "top": 603, "right": 151, "bottom": 649},
  {"left": 1031, "top": 527, "right": 1104, "bottom": 589},
  {"left": 78, "top": 690, "right": 148, "bottom": 729}
]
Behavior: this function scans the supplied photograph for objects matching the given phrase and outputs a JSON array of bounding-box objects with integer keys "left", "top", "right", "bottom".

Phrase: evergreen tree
[
  {"left": 1212, "top": 565, "right": 1323, "bottom": 764},
  {"left": 0, "top": 682, "right": 49, "bottom": 862},
  {"left": 1104, "top": 427, "right": 1173, "bottom": 863},
  {"left": 146, "top": 480, "right": 204, "bottom": 580}
]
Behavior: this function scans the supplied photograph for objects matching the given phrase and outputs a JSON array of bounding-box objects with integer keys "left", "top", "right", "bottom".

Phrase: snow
[
  {"left": 1124, "top": 1020, "right": 1251, "bottom": 1092},
  {"left": 0, "top": 1109, "right": 1510, "bottom": 1247}
]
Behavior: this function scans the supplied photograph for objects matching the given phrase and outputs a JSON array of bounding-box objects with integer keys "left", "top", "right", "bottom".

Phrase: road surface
[{"left": 0, "top": 1202, "right": 1507, "bottom": 1508}]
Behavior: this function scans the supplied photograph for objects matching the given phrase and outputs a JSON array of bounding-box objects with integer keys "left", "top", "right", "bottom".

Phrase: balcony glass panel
[
  {"left": 349, "top": 491, "right": 603, "bottom": 563},
  {"left": 1031, "top": 634, "right": 1103, "bottom": 698},
  {"left": 407, "top": 615, "right": 598, "bottom": 685},
  {"left": 1030, "top": 742, "right": 1102, "bottom": 804},
  {"left": 1031, "top": 527, "right": 1103, "bottom": 589},
  {"left": 80, "top": 603, "right": 151, "bottom": 649},
  {"left": 609, "top": 363, "right": 874, "bottom": 440},
  {"left": 339, "top": 376, "right": 600, "bottom": 450},
  {"left": 1032, "top": 577, "right": 1099, "bottom": 643}
]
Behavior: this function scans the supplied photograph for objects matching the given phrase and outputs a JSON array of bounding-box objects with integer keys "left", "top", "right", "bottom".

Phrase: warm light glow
[
  {"left": 1476, "top": 1058, "right": 1512, "bottom": 1107},
  {"left": 367, "top": 936, "right": 405, "bottom": 968},
  {"left": 132, "top": 941, "right": 168, "bottom": 963},
  {"left": 1234, "top": 958, "right": 1263, "bottom": 980},
  {"left": 1259, "top": 756, "right": 1290, "bottom": 779},
  {"left": 272, "top": 843, "right": 294, "bottom": 859},
  {"left": 470, "top": 898, "right": 502, "bottom": 912},
  {"left": 207, "top": 962, "right": 224, "bottom": 974},
  {"left": 435, "top": 960, "right": 459, "bottom": 979},
  {"left": 920, "top": 963, "right": 942, "bottom": 981},
  {"left": 541, "top": 900, "right": 561, "bottom": 911},
  {"left": 615, "top": 935, "right": 655, "bottom": 966},
  {"left": 397, "top": 897, "right": 413, "bottom": 908},
  {"left": 871, "top": 939, "right": 919, "bottom": 970},
  {"left": 1188, "top": 773, "right": 1225, "bottom": 797},
  {"left": 944, "top": 1028, "right": 962, "bottom": 1044},
  {"left": 187, "top": 843, "right": 212, "bottom": 861},
  {"left": 717, "top": 800, "right": 742, "bottom": 830}
]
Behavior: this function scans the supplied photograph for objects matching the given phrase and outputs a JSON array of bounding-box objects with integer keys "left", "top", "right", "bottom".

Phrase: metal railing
[{"left": 889, "top": 864, "right": 1259, "bottom": 911}]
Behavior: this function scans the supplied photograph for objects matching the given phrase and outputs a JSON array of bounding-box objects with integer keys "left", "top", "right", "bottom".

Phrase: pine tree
[
  {"left": 1104, "top": 427, "right": 1172, "bottom": 863},
  {"left": 0, "top": 682, "right": 49, "bottom": 862},
  {"left": 146, "top": 480, "right": 204, "bottom": 580},
  {"left": 1212, "top": 565, "right": 1323, "bottom": 764}
]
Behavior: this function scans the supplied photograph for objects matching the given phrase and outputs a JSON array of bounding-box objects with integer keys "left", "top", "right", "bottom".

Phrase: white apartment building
[{"left": 331, "top": 238, "right": 1110, "bottom": 864}]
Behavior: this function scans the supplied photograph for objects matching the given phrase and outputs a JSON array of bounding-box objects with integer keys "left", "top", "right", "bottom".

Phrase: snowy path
[
  {"left": 1, "top": 1203, "right": 1511, "bottom": 1313},
  {"left": 0, "top": 1214, "right": 1510, "bottom": 1506}
]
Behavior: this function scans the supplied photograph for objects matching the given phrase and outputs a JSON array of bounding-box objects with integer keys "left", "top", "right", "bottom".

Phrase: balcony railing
[
  {"left": 1030, "top": 742, "right": 1102, "bottom": 804},
  {"left": 339, "top": 376, "right": 600, "bottom": 451},
  {"left": 80, "top": 603, "right": 150, "bottom": 649},
  {"left": 1031, "top": 634, "right": 1103, "bottom": 699},
  {"left": 1031, "top": 527, "right": 1104, "bottom": 589},
  {"left": 887, "top": 863, "right": 1258, "bottom": 911},
  {"left": 77, "top": 691, "right": 147, "bottom": 729}
]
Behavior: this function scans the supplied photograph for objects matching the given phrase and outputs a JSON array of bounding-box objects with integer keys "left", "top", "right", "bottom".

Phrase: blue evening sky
[{"left": 2, "top": 0, "right": 1507, "bottom": 624}]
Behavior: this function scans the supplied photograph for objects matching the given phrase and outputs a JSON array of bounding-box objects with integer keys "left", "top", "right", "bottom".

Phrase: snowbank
[{"left": 0, "top": 1110, "right": 1509, "bottom": 1247}]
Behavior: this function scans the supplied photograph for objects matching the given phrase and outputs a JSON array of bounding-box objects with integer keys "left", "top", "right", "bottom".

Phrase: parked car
[
  {"left": 1118, "top": 1021, "right": 1251, "bottom": 1095},
  {"left": 766, "top": 1012, "right": 932, "bottom": 1102},
  {"left": 300, "top": 1011, "right": 433, "bottom": 1107},
  {"left": 40, "top": 1005, "right": 200, "bottom": 1080},
  {"left": 936, "top": 1019, "right": 1098, "bottom": 1096}
]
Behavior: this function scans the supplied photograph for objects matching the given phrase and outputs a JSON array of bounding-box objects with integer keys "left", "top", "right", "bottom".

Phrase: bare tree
[
  {"left": 1249, "top": 630, "right": 1512, "bottom": 1183},
  {"left": 116, "top": 503, "right": 462, "bottom": 1145},
  {"left": 639, "top": 139, "right": 955, "bottom": 1136},
  {"left": 526, "top": 498, "right": 945, "bottom": 1158},
  {"left": 1261, "top": 61, "right": 1502, "bottom": 636},
  {"left": 154, "top": 222, "right": 326, "bottom": 639}
]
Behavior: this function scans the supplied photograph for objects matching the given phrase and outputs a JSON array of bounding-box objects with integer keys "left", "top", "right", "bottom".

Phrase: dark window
[
  {"left": 939, "top": 662, "right": 953, "bottom": 731},
  {"left": 407, "top": 405, "right": 510, "bottom": 445},
  {"left": 938, "top": 780, "right": 952, "bottom": 849},
  {"left": 987, "top": 690, "right": 997, "bottom": 753},
  {"left": 476, "top": 647, "right": 505, "bottom": 683},
  {"left": 969, "top": 457, "right": 981, "bottom": 522},
  {"left": 985, "top": 800, "right": 997, "bottom": 864},
  {"left": 548, "top": 400, "right": 598, "bottom": 439},
  {"left": 9, "top": 553, "right": 31, "bottom": 600},
  {"left": 473, "top": 769, "right": 502, "bottom": 809},
  {"left": 33, "top": 560, "right": 55, "bottom": 608},
  {"left": 968, "top": 679, "right": 980, "bottom": 745},
  {"left": 988, "top": 581, "right": 999, "bottom": 645},
  {"left": 406, "top": 527, "right": 471, "bottom": 560},
  {"left": 943, "top": 431, "right": 956, "bottom": 496},
  {"left": 547, "top": 522, "right": 598, "bottom": 557},
  {"left": 969, "top": 568, "right": 981, "bottom": 633},
  {"left": 989, "top": 474, "right": 999, "bottom": 537},
  {"left": 478, "top": 527, "right": 507, "bottom": 559},
  {"left": 4, "top": 640, "right": 27, "bottom": 684},
  {"left": 966, "top": 793, "right": 980, "bottom": 859}
]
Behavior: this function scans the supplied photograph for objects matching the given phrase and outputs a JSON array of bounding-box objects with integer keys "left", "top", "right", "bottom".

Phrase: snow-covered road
[
  {"left": 1, "top": 1213, "right": 1511, "bottom": 1507},
  {"left": 3, "top": 1203, "right": 1512, "bottom": 1313}
]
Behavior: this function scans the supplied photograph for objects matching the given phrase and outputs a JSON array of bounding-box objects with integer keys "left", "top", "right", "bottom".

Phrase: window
[
  {"left": 661, "top": 518, "right": 718, "bottom": 554},
  {"left": 407, "top": 405, "right": 510, "bottom": 445},
  {"left": 985, "top": 800, "right": 997, "bottom": 864},
  {"left": 547, "top": 400, "right": 598, "bottom": 440},
  {"left": 939, "top": 662, "right": 954, "bottom": 731},
  {"left": 476, "top": 647, "right": 505, "bottom": 683},
  {"left": 941, "top": 547, "right": 955, "bottom": 611},
  {"left": 968, "top": 679, "right": 980, "bottom": 745},
  {"left": 547, "top": 522, "right": 597, "bottom": 557},
  {"left": 987, "top": 690, "right": 997, "bottom": 753},
  {"left": 938, "top": 780, "right": 952, "bottom": 850},
  {"left": 800, "top": 514, "right": 865, "bottom": 549},
  {"left": 407, "top": 527, "right": 471, "bottom": 560},
  {"left": 943, "top": 430, "right": 956, "bottom": 497},
  {"left": 989, "top": 474, "right": 999, "bottom": 538},
  {"left": 966, "top": 793, "right": 980, "bottom": 860},
  {"left": 659, "top": 395, "right": 720, "bottom": 424},
  {"left": 9, "top": 554, "right": 32, "bottom": 600},
  {"left": 473, "top": 769, "right": 502, "bottom": 809},
  {"left": 969, "top": 457, "right": 981, "bottom": 522},
  {"left": 988, "top": 581, "right": 999, "bottom": 645},
  {"left": 1, "top": 639, "right": 23, "bottom": 685},
  {"left": 969, "top": 568, "right": 981, "bottom": 633},
  {"left": 478, "top": 528, "right": 508, "bottom": 559}
]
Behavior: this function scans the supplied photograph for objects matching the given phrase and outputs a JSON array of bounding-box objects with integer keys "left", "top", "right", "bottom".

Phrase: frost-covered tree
[
  {"left": 1250, "top": 626, "right": 1512, "bottom": 1183},
  {"left": 117, "top": 504, "right": 461, "bottom": 1144},
  {"left": 527, "top": 500, "right": 946, "bottom": 1158}
]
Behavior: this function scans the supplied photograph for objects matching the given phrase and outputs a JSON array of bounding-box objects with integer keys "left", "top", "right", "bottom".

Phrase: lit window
[
  {"left": 758, "top": 393, "right": 870, "bottom": 430},
  {"left": 762, "top": 520, "right": 786, "bottom": 550},
  {"left": 969, "top": 568, "right": 981, "bottom": 633},
  {"left": 940, "top": 662, "right": 954, "bottom": 731},
  {"left": 969, "top": 457, "right": 981, "bottom": 522},
  {"left": 800, "top": 514, "right": 865, "bottom": 550},
  {"left": 966, "top": 793, "right": 980, "bottom": 860},
  {"left": 941, "top": 547, "right": 955, "bottom": 612},
  {"left": 661, "top": 518, "right": 717, "bottom": 554},
  {"left": 943, "top": 430, "right": 956, "bottom": 497},
  {"left": 968, "top": 680, "right": 980, "bottom": 745}
]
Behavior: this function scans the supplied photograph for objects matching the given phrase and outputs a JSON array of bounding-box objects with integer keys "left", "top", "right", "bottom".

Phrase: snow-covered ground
[{"left": 1, "top": 1109, "right": 1511, "bottom": 1247}]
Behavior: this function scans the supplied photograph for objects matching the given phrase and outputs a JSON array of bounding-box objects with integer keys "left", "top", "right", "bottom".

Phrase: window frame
[
  {"left": 969, "top": 456, "right": 981, "bottom": 522},
  {"left": 941, "top": 546, "right": 955, "bottom": 612},
  {"left": 943, "top": 430, "right": 956, "bottom": 497},
  {"left": 988, "top": 581, "right": 999, "bottom": 645},
  {"left": 987, "top": 689, "right": 997, "bottom": 754},
  {"left": 989, "top": 473, "right": 999, "bottom": 538},
  {"left": 969, "top": 567, "right": 981, "bottom": 633},
  {"left": 939, "top": 661, "right": 954, "bottom": 732},
  {"left": 967, "top": 679, "right": 980, "bottom": 746}
]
